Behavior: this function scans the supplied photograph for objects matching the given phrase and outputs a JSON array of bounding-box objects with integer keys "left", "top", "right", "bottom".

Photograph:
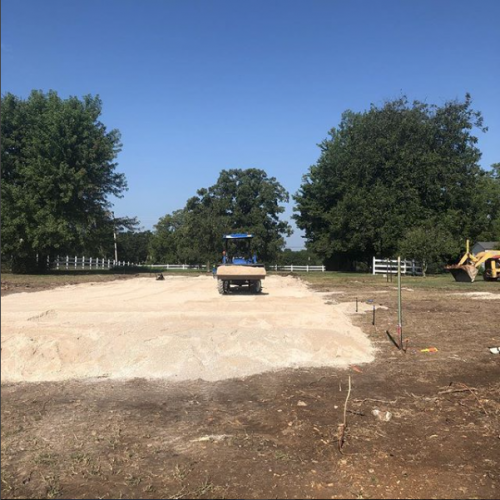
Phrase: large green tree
[
  {"left": 1, "top": 90, "right": 127, "bottom": 272},
  {"left": 116, "top": 229, "right": 152, "bottom": 263},
  {"left": 150, "top": 169, "right": 292, "bottom": 264},
  {"left": 294, "top": 95, "right": 497, "bottom": 270}
]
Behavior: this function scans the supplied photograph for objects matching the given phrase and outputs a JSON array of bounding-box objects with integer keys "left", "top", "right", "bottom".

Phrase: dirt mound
[{"left": 1, "top": 275, "right": 374, "bottom": 383}]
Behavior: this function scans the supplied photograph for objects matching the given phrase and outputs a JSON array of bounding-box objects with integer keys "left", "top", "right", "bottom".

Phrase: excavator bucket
[{"left": 446, "top": 264, "right": 479, "bottom": 283}]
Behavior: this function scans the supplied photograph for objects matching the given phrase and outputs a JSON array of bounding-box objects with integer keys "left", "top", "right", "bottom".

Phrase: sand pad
[{"left": 1, "top": 275, "right": 374, "bottom": 383}]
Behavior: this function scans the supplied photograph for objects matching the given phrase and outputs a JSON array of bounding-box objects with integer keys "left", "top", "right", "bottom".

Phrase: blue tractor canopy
[{"left": 222, "top": 234, "right": 258, "bottom": 265}]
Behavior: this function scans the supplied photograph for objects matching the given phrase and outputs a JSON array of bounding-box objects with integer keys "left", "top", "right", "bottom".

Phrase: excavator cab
[
  {"left": 484, "top": 256, "right": 500, "bottom": 281},
  {"left": 446, "top": 240, "right": 500, "bottom": 283}
]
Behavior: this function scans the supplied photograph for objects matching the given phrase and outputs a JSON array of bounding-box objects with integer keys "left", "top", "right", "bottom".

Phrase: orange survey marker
[{"left": 420, "top": 347, "right": 438, "bottom": 353}]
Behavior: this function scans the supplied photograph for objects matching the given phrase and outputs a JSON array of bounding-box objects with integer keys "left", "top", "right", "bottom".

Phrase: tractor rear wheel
[
  {"left": 252, "top": 280, "right": 262, "bottom": 293},
  {"left": 217, "top": 279, "right": 225, "bottom": 294}
]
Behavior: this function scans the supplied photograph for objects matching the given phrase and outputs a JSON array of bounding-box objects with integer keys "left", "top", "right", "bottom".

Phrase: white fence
[
  {"left": 147, "top": 264, "right": 206, "bottom": 270},
  {"left": 50, "top": 255, "right": 136, "bottom": 270},
  {"left": 270, "top": 264, "right": 325, "bottom": 272},
  {"left": 147, "top": 264, "right": 326, "bottom": 272},
  {"left": 372, "top": 257, "right": 423, "bottom": 276}
]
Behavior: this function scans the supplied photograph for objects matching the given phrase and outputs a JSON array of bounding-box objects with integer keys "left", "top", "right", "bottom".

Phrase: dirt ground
[{"left": 1, "top": 273, "right": 499, "bottom": 499}]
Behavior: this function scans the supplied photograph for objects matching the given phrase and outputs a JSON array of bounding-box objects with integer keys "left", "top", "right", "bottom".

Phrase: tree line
[{"left": 1, "top": 90, "right": 498, "bottom": 273}]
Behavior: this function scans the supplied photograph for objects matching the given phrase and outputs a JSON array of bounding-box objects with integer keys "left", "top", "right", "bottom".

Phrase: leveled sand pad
[{"left": 1, "top": 276, "right": 374, "bottom": 383}]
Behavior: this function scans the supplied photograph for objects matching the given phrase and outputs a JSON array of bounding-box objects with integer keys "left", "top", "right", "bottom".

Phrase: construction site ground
[{"left": 1, "top": 271, "right": 499, "bottom": 499}]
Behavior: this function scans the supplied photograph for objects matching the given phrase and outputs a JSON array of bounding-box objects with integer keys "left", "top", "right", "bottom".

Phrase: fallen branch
[
  {"left": 438, "top": 388, "right": 478, "bottom": 395},
  {"left": 352, "top": 398, "right": 398, "bottom": 405},
  {"left": 347, "top": 410, "right": 365, "bottom": 416},
  {"left": 442, "top": 383, "right": 489, "bottom": 417}
]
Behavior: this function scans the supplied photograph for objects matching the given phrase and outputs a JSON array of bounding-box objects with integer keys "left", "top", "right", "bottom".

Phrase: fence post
[
  {"left": 66, "top": 255, "right": 69, "bottom": 270},
  {"left": 322, "top": 265, "right": 325, "bottom": 272},
  {"left": 372, "top": 256, "right": 376, "bottom": 275},
  {"left": 291, "top": 264, "right": 294, "bottom": 272},
  {"left": 57, "top": 255, "right": 60, "bottom": 271},
  {"left": 307, "top": 265, "right": 309, "bottom": 272},
  {"left": 74, "top": 255, "right": 77, "bottom": 269},
  {"left": 108, "top": 259, "right": 110, "bottom": 269}
]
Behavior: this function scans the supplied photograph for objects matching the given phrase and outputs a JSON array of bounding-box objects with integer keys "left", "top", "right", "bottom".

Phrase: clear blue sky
[{"left": 2, "top": 0, "right": 499, "bottom": 248}]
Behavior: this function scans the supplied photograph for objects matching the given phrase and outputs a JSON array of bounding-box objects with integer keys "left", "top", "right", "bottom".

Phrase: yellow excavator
[{"left": 446, "top": 240, "right": 500, "bottom": 282}]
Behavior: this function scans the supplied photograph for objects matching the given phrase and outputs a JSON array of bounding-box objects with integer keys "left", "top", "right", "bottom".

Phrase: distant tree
[
  {"left": 149, "top": 210, "right": 187, "bottom": 263},
  {"left": 150, "top": 169, "right": 292, "bottom": 264},
  {"left": 117, "top": 229, "right": 152, "bottom": 263},
  {"left": 398, "top": 221, "right": 459, "bottom": 276},
  {"left": 473, "top": 163, "right": 500, "bottom": 243},
  {"left": 1, "top": 90, "right": 127, "bottom": 272},
  {"left": 294, "top": 95, "right": 496, "bottom": 270},
  {"left": 277, "top": 249, "right": 323, "bottom": 266}
]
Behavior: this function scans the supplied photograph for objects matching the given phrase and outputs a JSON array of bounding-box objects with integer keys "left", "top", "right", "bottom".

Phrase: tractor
[{"left": 215, "top": 233, "right": 266, "bottom": 294}]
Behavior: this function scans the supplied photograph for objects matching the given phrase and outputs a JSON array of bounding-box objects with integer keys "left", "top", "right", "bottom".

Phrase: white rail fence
[
  {"left": 49, "top": 255, "right": 136, "bottom": 270},
  {"left": 47, "top": 257, "right": 327, "bottom": 273},
  {"left": 270, "top": 264, "right": 325, "bottom": 272},
  {"left": 147, "top": 264, "right": 206, "bottom": 270},
  {"left": 372, "top": 257, "right": 423, "bottom": 276},
  {"left": 148, "top": 264, "right": 326, "bottom": 272}
]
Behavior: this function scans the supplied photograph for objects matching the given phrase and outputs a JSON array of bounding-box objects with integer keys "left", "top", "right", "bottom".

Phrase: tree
[
  {"left": 1, "top": 90, "right": 127, "bottom": 272},
  {"left": 294, "top": 95, "right": 496, "bottom": 270},
  {"left": 473, "top": 163, "right": 500, "bottom": 243},
  {"left": 398, "top": 221, "right": 459, "bottom": 276},
  {"left": 117, "top": 229, "right": 152, "bottom": 263},
  {"left": 150, "top": 169, "right": 292, "bottom": 264},
  {"left": 149, "top": 210, "right": 187, "bottom": 263},
  {"left": 277, "top": 249, "right": 322, "bottom": 266}
]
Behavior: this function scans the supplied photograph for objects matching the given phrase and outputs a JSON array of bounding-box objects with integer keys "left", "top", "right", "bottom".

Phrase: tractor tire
[
  {"left": 253, "top": 280, "right": 262, "bottom": 294},
  {"left": 217, "top": 279, "right": 225, "bottom": 294}
]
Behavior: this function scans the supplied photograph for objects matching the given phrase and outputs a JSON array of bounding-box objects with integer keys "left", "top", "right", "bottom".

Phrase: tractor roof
[{"left": 223, "top": 233, "right": 253, "bottom": 239}]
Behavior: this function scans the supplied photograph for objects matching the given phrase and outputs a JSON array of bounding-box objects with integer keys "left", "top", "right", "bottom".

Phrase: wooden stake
[
  {"left": 338, "top": 376, "right": 352, "bottom": 454},
  {"left": 397, "top": 256, "right": 403, "bottom": 349}
]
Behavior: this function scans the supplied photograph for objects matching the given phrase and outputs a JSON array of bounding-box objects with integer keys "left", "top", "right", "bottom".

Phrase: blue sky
[{"left": 2, "top": 0, "right": 499, "bottom": 249}]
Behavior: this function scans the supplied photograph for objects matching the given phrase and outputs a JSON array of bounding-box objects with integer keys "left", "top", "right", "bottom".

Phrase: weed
[
  {"left": 173, "top": 464, "right": 191, "bottom": 482},
  {"left": 274, "top": 450, "right": 292, "bottom": 462},
  {"left": 35, "top": 452, "right": 58, "bottom": 466},
  {"left": 126, "top": 474, "right": 142, "bottom": 486},
  {"left": 42, "top": 474, "right": 61, "bottom": 499}
]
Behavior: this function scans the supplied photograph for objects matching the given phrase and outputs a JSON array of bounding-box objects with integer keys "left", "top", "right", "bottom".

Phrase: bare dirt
[{"left": 1, "top": 274, "right": 499, "bottom": 499}]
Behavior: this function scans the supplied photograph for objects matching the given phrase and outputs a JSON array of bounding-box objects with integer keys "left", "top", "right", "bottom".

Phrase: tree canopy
[
  {"left": 294, "top": 95, "right": 499, "bottom": 270},
  {"left": 1, "top": 90, "right": 127, "bottom": 272},
  {"left": 149, "top": 168, "right": 292, "bottom": 265}
]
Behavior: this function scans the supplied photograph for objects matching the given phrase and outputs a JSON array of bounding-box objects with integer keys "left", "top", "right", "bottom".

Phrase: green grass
[
  {"left": 292, "top": 271, "right": 499, "bottom": 291},
  {"left": 2, "top": 269, "right": 497, "bottom": 293}
]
